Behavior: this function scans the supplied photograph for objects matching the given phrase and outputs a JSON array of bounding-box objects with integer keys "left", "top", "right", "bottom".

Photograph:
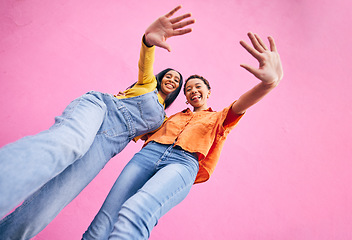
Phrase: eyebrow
[
  {"left": 166, "top": 73, "right": 180, "bottom": 80},
  {"left": 186, "top": 83, "right": 202, "bottom": 89}
]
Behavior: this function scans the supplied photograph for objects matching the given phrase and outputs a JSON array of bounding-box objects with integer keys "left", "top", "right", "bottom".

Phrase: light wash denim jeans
[
  {"left": 82, "top": 141, "right": 199, "bottom": 240},
  {"left": 0, "top": 90, "right": 165, "bottom": 231}
]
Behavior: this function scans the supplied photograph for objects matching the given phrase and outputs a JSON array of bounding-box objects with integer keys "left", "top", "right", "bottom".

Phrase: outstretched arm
[
  {"left": 144, "top": 5, "right": 195, "bottom": 52},
  {"left": 231, "top": 32, "right": 284, "bottom": 115}
]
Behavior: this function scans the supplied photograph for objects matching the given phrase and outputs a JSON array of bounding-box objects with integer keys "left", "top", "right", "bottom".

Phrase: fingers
[
  {"left": 172, "top": 18, "right": 195, "bottom": 30},
  {"left": 254, "top": 33, "right": 268, "bottom": 51},
  {"left": 240, "top": 33, "right": 278, "bottom": 60},
  {"left": 246, "top": 32, "right": 278, "bottom": 52},
  {"left": 165, "top": 5, "right": 182, "bottom": 18},
  {"left": 173, "top": 28, "right": 193, "bottom": 36},
  {"left": 240, "top": 33, "right": 282, "bottom": 83},
  {"left": 116, "top": 91, "right": 126, "bottom": 96},
  {"left": 170, "top": 13, "right": 192, "bottom": 24},
  {"left": 240, "top": 39, "right": 262, "bottom": 60},
  {"left": 247, "top": 32, "right": 268, "bottom": 53},
  {"left": 268, "top": 36, "right": 277, "bottom": 52},
  {"left": 165, "top": 5, "right": 195, "bottom": 28},
  {"left": 163, "top": 5, "right": 195, "bottom": 38}
]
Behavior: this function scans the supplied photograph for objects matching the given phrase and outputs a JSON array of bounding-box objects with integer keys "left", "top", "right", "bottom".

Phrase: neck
[
  {"left": 158, "top": 91, "right": 167, "bottom": 101},
  {"left": 193, "top": 104, "right": 208, "bottom": 112}
]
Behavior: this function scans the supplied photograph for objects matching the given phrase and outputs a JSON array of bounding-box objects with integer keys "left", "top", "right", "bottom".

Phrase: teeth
[{"left": 191, "top": 96, "right": 201, "bottom": 100}]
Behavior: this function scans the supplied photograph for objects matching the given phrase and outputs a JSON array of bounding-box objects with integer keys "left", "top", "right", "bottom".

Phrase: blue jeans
[
  {"left": 0, "top": 90, "right": 165, "bottom": 227},
  {"left": 82, "top": 141, "right": 199, "bottom": 240}
]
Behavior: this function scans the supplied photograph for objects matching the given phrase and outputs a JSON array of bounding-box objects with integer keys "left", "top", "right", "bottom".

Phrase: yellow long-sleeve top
[
  {"left": 116, "top": 39, "right": 165, "bottom": 142},
  {"left": 115, "top": 40, "right": 164, "bottom": 106}
]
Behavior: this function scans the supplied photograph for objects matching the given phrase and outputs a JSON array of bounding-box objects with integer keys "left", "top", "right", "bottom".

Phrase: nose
[
  {"left": 171, "top": 77, "right": 178, "bottom": 83},
  {"left": 169, "top": 78, "right": 179, "bottom": 87}
]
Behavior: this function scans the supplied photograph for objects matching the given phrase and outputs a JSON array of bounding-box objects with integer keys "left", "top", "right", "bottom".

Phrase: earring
[{"left": 185, "top": 101, "right": 189, "bottom": 104}]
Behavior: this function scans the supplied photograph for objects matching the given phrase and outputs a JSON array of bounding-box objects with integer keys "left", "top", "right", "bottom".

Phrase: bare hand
[
  {"left": 240, "top": 33, "right": 283, "bottom": 85},
  {"left": 145, "top": 5, "right": 195, "bottom": 52},
  {"left": 116, "top": 91, "right": 126, "bottom": 96}
]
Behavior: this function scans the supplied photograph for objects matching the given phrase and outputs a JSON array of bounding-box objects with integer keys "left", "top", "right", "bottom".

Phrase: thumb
[
  {"left": 240, "top": 64, "right": 257, "bottom": 76},
  {"left": 158, "top": 42, "right": 172, "bottom": 52}
]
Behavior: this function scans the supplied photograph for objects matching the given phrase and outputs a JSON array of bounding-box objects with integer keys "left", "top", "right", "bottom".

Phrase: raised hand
[
  {"left": 240, "top": 33, "right": 283, "bottom": 86},
  {"left": 144, "top": 5, "right": 195, "bottom": 52}
]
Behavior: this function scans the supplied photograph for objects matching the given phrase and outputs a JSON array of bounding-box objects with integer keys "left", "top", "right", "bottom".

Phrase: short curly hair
[{"left": 183, "top": 74, "right": 211, "bottom": 94}]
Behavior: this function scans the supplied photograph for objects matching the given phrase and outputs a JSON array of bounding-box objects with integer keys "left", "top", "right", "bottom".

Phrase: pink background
[{"left": 1, "top": 0, "right": 352, "bottom": 239}]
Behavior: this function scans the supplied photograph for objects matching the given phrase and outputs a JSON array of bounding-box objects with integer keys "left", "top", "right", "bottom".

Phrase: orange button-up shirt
[{"left": 145, "top": 102, "right": 244, "bottom": 184}]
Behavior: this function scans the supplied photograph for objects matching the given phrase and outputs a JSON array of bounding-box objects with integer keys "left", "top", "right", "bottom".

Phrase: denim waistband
[
  {"left": 173, "top": 145, "right": 199, "bottom": 161},
  {"left": 147, "top": 141, "right": 199, "bottom": 161}
]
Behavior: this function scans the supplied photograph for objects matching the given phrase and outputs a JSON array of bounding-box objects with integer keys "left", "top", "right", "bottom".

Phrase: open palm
[
  {"left": 145, "top": 6, "right": 195, "bottom": 52},
  {"left": 240, "top": 33, "right": 283, "bottom": 85}
]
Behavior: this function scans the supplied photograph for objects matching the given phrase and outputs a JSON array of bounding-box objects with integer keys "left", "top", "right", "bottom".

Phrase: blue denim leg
[
  {"left": 82, "top": 142, "right": 199, "bottom": 240},
  {"left": 0, "top": 90, "right": 166, "bottom": 239},
  {"left": 0, "top": 134, "right": 129, "bottom": 240},
  {"left": 82, "top": 151, "right": 157, "bottom": 240},
  {"left": 0, "top": 91, "right": 110, "bottom": 218}
]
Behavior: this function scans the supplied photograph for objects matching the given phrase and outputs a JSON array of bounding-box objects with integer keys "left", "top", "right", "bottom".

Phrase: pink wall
[{"left": 1, "top": 0, "right": 352, "bottom": 239}]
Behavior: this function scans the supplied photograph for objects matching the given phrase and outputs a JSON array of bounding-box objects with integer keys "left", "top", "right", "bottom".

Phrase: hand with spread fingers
[
  {"left": 231, "top": 32, "right": 283, "bottom": 115},
  {"left": 240, "top": 32, "right": 283, "bottom": 86},
  {"left": 144, "top": 5, "right": 195, "bottom": 52}
]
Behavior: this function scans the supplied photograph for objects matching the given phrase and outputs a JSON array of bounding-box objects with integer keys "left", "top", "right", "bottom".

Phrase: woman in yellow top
[
  {"left": 82, "top": 32, "right": 283, "bottom": 239},
  {"left": 0, "top": 5, "right": 194, "bottom": 236}
]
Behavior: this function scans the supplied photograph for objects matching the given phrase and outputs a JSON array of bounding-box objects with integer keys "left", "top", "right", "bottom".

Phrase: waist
[{"left": 173, "top": 145, "right": 199, "bottom": 161}]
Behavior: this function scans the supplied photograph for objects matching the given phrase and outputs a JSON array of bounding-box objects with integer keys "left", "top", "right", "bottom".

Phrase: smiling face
[
  {"left": 159, "top": 70, "right": 181, "bottom": 97},
  {"left": 184, "top": 78, "right": 211, "bottom": 112}
]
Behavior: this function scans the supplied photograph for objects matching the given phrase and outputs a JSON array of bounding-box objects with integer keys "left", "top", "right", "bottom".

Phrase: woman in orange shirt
[{"left": 81, "top": 32, "right": 284, "bottom": 239}]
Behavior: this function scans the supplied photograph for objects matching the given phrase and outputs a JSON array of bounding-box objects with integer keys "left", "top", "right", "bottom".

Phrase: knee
[
  {"left": 82, "top": 210, "right": 115, "bottom": 240},
  {"left": 113, "top": 193, "right": 158, "bottom": 239}
]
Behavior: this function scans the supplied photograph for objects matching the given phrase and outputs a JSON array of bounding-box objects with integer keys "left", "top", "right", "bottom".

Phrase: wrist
[
  {"left": 143, "top": 34, "right": 153, "bottom": 48},
  {"left": 261, "top": 79, "right": 279, "bottom": 89}
]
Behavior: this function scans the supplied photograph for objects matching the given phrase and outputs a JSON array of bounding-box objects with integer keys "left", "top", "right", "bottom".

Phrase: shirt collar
[{"left": 182, "top": 107, "right": 214, "bottom": 113}]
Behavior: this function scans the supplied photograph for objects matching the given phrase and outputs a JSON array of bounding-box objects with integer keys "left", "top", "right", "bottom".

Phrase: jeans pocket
[
  {"left": 136, "top": 97, "right": 165, "bottom": 131},
  {"left": 99, "top": 104, "right": 131, "bottom": 138},
  {"left": 180, "top": 150, "right": 199, "bottom": 177}
]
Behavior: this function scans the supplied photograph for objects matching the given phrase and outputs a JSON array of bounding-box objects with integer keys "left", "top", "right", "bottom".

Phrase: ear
[{"left": 207, "top": 90, "right": 211, "bottom": 98}]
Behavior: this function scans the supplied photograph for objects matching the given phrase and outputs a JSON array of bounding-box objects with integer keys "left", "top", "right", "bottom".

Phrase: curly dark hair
[{"left": 183, "top": 74, "right": 211, "bottom": 94}]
